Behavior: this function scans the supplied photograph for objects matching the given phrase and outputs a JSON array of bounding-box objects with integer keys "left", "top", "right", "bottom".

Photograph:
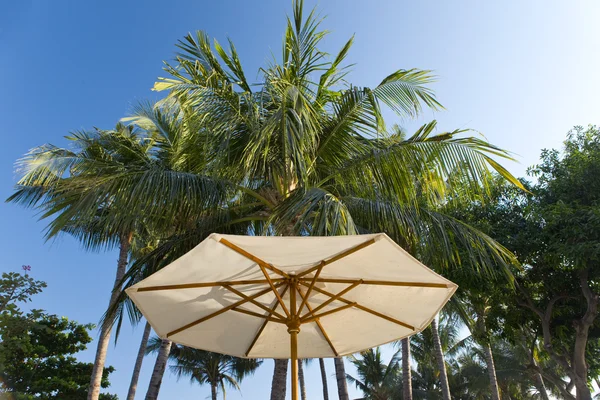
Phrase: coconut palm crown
[{"left": 9, "top": 0, "right": 522, "bottom": 275}]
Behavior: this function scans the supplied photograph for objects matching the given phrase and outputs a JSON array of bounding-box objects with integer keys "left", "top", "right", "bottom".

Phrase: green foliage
[
  {"left": 530, "top": 125, "right": 600, "bottom": 267},
  {"left": 8, "top": 0, "right": 524, "bottom": 283},
  {"left": 6, "top": 1, "right": 537, "bottom": 399},
  {"left": 347, "top": 347, "right": 401, "bottom": 400},
  {"left": 0, "top": 271, "right": 117, "bottom": 399},
  {"left": 446, "top": 125, "right": 600, "bottom": 397},
  {"left": 0, "top": 271, "right": 46, "bottom": 313},
  {"left": 146, "top": 337, "right": 261, "bottom": 398}
]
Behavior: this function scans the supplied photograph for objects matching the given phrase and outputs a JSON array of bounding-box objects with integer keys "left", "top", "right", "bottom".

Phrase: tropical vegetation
[
  {"left": 146, "top": 337, "right": 261, "bottom": 400},
  {"left": 6, "top": 0, "right": 600, "bottom": 397},
  {"left": 347, "top": 126, "right": 600, "bottom": 400}
]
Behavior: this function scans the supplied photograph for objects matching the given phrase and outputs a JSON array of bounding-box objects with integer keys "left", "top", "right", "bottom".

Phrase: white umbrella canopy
[{"left": 127, "top": 233, "right": 457, "bottom": 399}]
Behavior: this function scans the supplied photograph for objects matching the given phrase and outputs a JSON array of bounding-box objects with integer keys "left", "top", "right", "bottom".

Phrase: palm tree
[
  {"left": 319, "top": 358, "right": 330, "bottom": 400},
  {"left": 335, "top": 358, "right": 350, "bottom": 400},
  {"left": 147, "top": 337, "right": 261, "bottom": 400},
  {"left": 298, "top": 359, "right": 306, "bottom": 400},
  {"left": 145, "top": 338, "right": 173, "bottom": 399},
  {"left": 7, "top": 123, "right": 162, "bottom": 400},
  {"left": 122, "top": 235, "right": 166, "bottom": 400},
  {"left": 270, "top": 360, "right": 289, "bottom": 400},
  {"left": 297, "top": 359, "right": 313, "bottom": 400},
  {"left": 127, "top": 320, "right": 151, "bottom": 400},
  {"left": 8, "top": 103, "right": 230, "bottom": 400},
  {"left": 401, "top": 338, "right": 413, "bottom": 400},
  {"left": 148, "top": 1, "right": 522, "bottom": 396},
  {"left": 451, "top": 339, "right": 550, "bottom": 400},
  {"left": 408, "top": 312, "right": 467, "bottom": 398},
  {"left": 430, "top": 317, "right": 452, "bottom": 400},
  {"left": 463, "top": 295, "right": 501, "bottom": 400},
  {"left": 347, "top": 347, "right": 401, "bottom": 400},
  {"left": 408, "top": 316, "right": 549, "bottom": 400}
]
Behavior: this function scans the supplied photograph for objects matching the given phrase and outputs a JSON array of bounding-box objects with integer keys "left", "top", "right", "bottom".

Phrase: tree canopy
[{"left": 0, "top": 269, "right": 117, "bottom": 400}]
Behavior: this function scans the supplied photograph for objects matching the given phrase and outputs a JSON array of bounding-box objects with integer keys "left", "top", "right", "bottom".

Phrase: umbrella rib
[
  {"left": 296, "top": 262, "right": 324, "bottom": 316},
  {"left": 302, "top": 280, "right": 363, "bottom": 317},
  {"left": 219, "top": 238, "right": 289, "bottom": 278},
  {"left": 301, "top": 278, "right": 452, "bottom": 289},
  {"left": 261, "top": 264, "right": 291, "bottom": 318},
  {"left": 232, "top": 307, "right": 286, "bottom": 324},
  {"left": 166, "top": 283, "right": 282, "bottom": 338},
  {"left": 296, "top": 285, "right": 339, "bottom": 357},
  {"left": 136, "top": 279, "right": 284, "bottom": 292},
  {"left": 297, "top": 238, "right": 376, "bottom": 278},
  {"left": 245, "top": 284, "right": 290, "bottom": 357},
  {"left": 300, "top": 302, "right": 357, "bottom": 324},
  {"left": 300, "top": 282, "right": 415, "bottom": 331},
  {"left": 219, "top": 238, "right": 291, "bottom": 317},
  {"left": 224, "top": 284, "right": 287, "bottom": 321}
]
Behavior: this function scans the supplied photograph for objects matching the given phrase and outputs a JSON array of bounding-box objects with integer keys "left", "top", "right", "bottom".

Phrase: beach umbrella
[{"left": 127, "top": 233, "right": 457, "bottom": 400}]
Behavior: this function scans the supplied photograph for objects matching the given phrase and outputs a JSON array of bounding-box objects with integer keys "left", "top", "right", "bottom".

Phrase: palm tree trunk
[
  {"left": 401, "top": 338, "right": 413, "bottom": 400},
  {"left": 145, "top": 339, "right": 172, "bottom": 400},
  {"left": 334, "top": 357, "right": 349, "bottom": 400},
  {"left": 211, "top": 382, "right": 218, "bottom": 400},
  {"left": 88, "top": 232, "right": 132, "bottom": 400},
  {"left": 482, "top": 342, "right": 500, "bottom": 400},
  {"left": 126, "top": 321, "right": 152, "bottom": 400},
  {"left": 319, "top": 358, "right": 329, "bottom": 400},
  {"left": 298, "top": 359, "right": 307, "bottom": 400},
  {"left": 270, "top": 359, "right": 288, "bottom": 400},
  {"left": 430, "top": 318, "right": 451, "bottom": 400}
]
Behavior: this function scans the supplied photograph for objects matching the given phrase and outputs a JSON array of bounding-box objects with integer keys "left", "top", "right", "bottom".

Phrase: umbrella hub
[{"left": 286, "top": 316, "right": 301, "bottom": 333}]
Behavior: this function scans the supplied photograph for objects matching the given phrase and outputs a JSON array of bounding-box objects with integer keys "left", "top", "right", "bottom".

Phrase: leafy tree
[
  {"left": 0, "top": 271, "right": 117, "bottom": 400},
  {"left": 517, "top": 125, "right": 600, "bottom": 400},
  {"left": 449, "top": 125, "right": 600, "bottom": 399},
  {"left": 0, "top": 268, "right": 46, "bottom": 312}
]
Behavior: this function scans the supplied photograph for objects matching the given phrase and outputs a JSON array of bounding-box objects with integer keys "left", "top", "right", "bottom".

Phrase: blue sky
[{"left": 1, "top": 1, "right": 599, "bottom": 399}]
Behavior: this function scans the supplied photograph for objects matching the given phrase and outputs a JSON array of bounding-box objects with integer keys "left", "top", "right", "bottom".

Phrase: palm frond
[
  {"left": 270, "top": 187, "right": 357, "bottom": 236},
  {"left": 330, "top": 121, "right": 524, "bottom": 204},
  {"left": 343, "top": 196, "right": 517, "bottom": 278}
]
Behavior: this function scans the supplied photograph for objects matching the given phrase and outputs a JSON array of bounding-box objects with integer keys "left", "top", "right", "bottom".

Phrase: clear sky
[{"left": 1, "top": 1, "right": 599, "bottom": 399}]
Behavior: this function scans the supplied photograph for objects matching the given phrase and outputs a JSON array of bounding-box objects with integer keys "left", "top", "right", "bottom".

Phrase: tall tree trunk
[
  {"left": 211, "top": 382, "right": 218, "bottom": 400},
  {"left": 145, "top": 339, "right": 172, "bottom": 400},
  {"left": 430, "top": 318, "right": 451, "bottom": 400},
  {"left": 319, "top": 358, "right": 329, "bottom": 400},
  {"left": 334, "top": 357, "right": 349, "bottom": 400},
  {"left": 126, "top": 321, "right": 152, "bottom": 400},
  {"left": 574, "top": 378, "right": 592, "bottom": 400},
  {"left": 88, "top": 232, "right": 132, "bottom": 400},
  {"left": 298, "top": 359, "right": 307, "bottom": 400},
  {"left": 573, "top": 314, "right": 595, "bottom": 400},
  {"left": 270, "top": 359, "right": 288, "bottom": 400},
  {"left": 482, "top": 342, "right": 500, "bottom": 400},
  {"left": 532, "top": 371, "right": 550, "bottom": 400},
  {"left": 401, "top": 338, "right": 412, "bottom": 400}
]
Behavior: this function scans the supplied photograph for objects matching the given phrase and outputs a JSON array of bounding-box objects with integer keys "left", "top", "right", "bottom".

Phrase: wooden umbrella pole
[
  {"left": 290, "top": 329, "right": 299, "bottom": 400},
  {"left": 288, "top": 276, "right": 300, "bottom": 400}
]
